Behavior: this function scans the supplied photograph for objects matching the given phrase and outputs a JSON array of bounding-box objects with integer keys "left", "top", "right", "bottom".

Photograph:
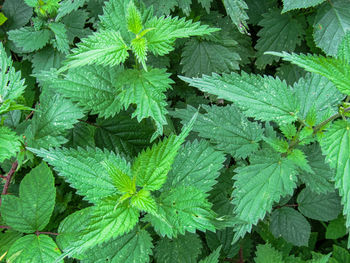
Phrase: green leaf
[
  {"left": 145, "top": 186, "right": 216, "bottom": 237},
  {"left": 154, "top": 232, "right": 202, "bottom": 263},
  {"left": 180, "top": 72, "right": 299, "bottom": 125},
  {"left": 309, "top": 252, "right": 332, "bottom": 263},
  {"left": 287, "top": 149, "right": 313, "bottom": 174},
  {"left": 294, "top": 73, "right": 343, "bottom": 123},
  {"left": 299, "top": 143, "right": 334, "bottom": 194},
  {"left": 0, "top": 42, "right": 26, "bottom": 101},
  {"left": 31, "top": 47, "right": 66, "bottom": 74},
  {"left": 254, "top": 243, "right": 284, "bottom": 263},
  {"left": 171, "top": 104, "right": 263, "bottom": 158},
  {"left": 255, "top": 9, "right": 304, "bottom": 68},
  {"left": 0, "top": 126, "right": 21, "bottom": 163},
  {"left": 269, "top": 52, "right": 350, "bottom": 95},
  {"left": 130, "top": 189, "right": 157, "bottom": 214},
  {"left": 8, "top": 27, "right": 51, "bottom": 52},
  {"left": 164, "top": 140, "right": 225, "bottom": 193},
  {"left": 0, "top": 12, "right": 8, "bottom": 25},
  {"left": 199, "top": 246, "right": 222, "bottom": 263},
  {"left": 127, "top": 1, "right": 142, "bottom": 34},
  {"left": 99, "top": 0, "right": 132, "bottom": 41},
  {"left": 94, "top": 111, "right": 154, "bottom": 157},
  {"left": 338, "top": 31, "right": 350, "bottom": 62},
  {"left": 133, "top": 113, "right": 195, "bottom": 190},
  {"left": 48, "top": 22, "right": 70, "bottom": 54},
  {"left": 180, "top": 38, "right": 240, "bottom": 77},
  {"left": 53, "top": 65, "right": 124, "bottom": 118},
  {"left": 65, "top": 121, "right": 95, "bottom": 149},
  {"left": 101, "top": 159, "right": 134, "bottom": 194},
  {"left": 1, "top": 162, "right": 55, "bottom": 233},
  {"left": 232, "top": 149, "right": 298, "bottom": 231},
  {"left": 331, "top": 245, "right": 350, "bottom": 263},
  {"left": 326, "top": 216, "right": 347, "bottom": 239},
  {"left": 29, "top": 147, "right": 118, "bottom": 204},
  {"left": 297, "top": 188, "right": 342, "bottom": 221},
  {"left": 2, "top": 0, "right": 33, "bottom": 30},
  {"left": 61, "top": 10, "right": 89, "bottom": 43},
  {"left": 276, "top": 63, "right": 307, "bottom": 85},
  {"left": 131, "top": 37, "right": 148, "bottom": 70},
  {"left": 7, "top": 234, "right": 62, "bottom": 263},
  {"left": 24, "top": 92, "right": 84, "bottom": 149},
  {"left": 270, "top": 207, "right": 311, "bottom": 246},
  {"left": 55, "top": 0, "right": 87, "bottom": 21},
  {"left": 116, "top": 68, "right": 174, "bottom": 139},
  {"left": 223, "top": 0, "right": 249, "bottom": 33},
  {"left": 314, "top": 0, "right": 350, "bottom": 56},
  {"left": 83, "top": 196, "right": 139, "bottom": 250},
  {"left": 320, "top": 120, "right": 350, "bottom": 227},
  {"left": 63, "top": 30, "right": 129, "bottom": 70},
  {"left": 81, "top": 227, "right": 153, "bottom": 263},
  {"left": 282, "top": 0, "right": 325, "bottom": 13},
  {"left": 144, "top": 16, "right": 219, "bottom": 56},
  {"left": 0, "top": 230, "right": 22, "bottom": 259}
]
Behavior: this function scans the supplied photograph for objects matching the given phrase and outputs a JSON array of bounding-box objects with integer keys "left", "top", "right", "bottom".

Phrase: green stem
[
  {"left": 142, "top": 222, "right": 151, "bottom": 230},
  {"left": 313, "top": 106, "right": 350, "bottom": 135}
]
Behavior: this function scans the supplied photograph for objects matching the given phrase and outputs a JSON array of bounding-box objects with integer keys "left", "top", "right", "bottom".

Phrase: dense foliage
[{"left": 1, "top": 0, "right": 350, "bottom": 262}]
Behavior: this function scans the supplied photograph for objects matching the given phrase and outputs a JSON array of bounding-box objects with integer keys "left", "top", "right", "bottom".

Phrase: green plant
[{"left": 1, "top": 0, "right": 350, "bottom": 262}]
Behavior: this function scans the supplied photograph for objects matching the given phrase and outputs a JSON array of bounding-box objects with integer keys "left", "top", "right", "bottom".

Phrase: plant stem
[
  {"left": 313, "top": 106, "right": 350, "bottom": 134},
  {"left": 0, "top": 225, "right": 11, "bottom": 229},
  {"left": 35, "top": 230, "right": 59, "bottom": 236},
  {"left": 0, "top": 161, "right": 18, "bottom": 207},
  {"left": 239, "top": 246, "right": 244, "bottom": 263}
]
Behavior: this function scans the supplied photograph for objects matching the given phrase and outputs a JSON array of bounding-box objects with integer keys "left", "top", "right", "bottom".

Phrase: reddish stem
[
  {"left": 0, "top": 161, "right": 18, "bottom": 207},
  {"left": 0, "top": 225, "right": 11, "bottom": 229},
  {"left": 239, "top": 246, "right": 244, "bottom": 263},
  {"left": 35, "top": 230, "right": 59, "bottom": 236},
  {"left": 0, "top": 174, "right": 5, "bottom": 179}
]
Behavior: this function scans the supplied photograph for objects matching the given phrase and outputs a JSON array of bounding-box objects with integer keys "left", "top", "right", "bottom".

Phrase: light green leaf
[
  {"left": 8, "top": 27, "right": 51, "bottom": 52},
  {"left": 24, "top": 92, "right": 84, "bottom": 149},
  {"left": 29, "top": 147, "right": 118, "bottom": 204},
  {"left": 255, "top": 9, "right": 304, "bottom": 68},
  {"left": 199, "top": 246, "right": 222, "bottom": 263},
  {"left": 53, "top": 65, "right": 124, "bottom": 118},
  {"left": 270, "top": 207, "right": 310, "bottom": 246},
  {"left": 63, "top": 30, "right": 129, "bottom": 70},
  {"left": 338, "top": 31, "right": 350, "bottom": 62},
  {"left": 254, "top": 243, "right": 284, "bottom": 263},
  {"left": 320, "top": 120, "right": 350, "bottom": 227},
  {"left": 1, "top": 162, "right": 55, "bottom": 233},
  {"left": 164, "top": 140, "right": 225, "bottom": 193},
  {"left": 145, "top": 186, "right": 216, "bottom": 237},
  {"left": 130, "top": 189, "right": 157, "bottom": 214},
  {"left": 0, "top": 12, "right": 8, "bottom": 25},
  {"left": 127, "top": 1, "right": 142, "bottom": 34},
  {"left": 144, "top": 16, "right": 219, "bottom": 56},
  {"left": 154, "top": 233, "right": 202, "bottom": 263},
  {"left": 116, "top": 68, "right": 173, "bottom": 139},
  {"left": 48, "top": 22, "right": 70, "bottom": 54},
  {"left": 269, "top": 51, "right": 350, "bottom": 96},
  {"left": 181, "top": 38, "right": 240, "bottom": 77},
  {"left": 180, "top": 72, "right": 299, "bottom": 125},
  {"left": 287, "top": 149, "right": 313, "bottom": 174},
  {"left": 282, "top": 0, "right": 325, "bottom": 13},
  {"left": 0, "top": 42, "right": 26, "bottom": 101},
  {"left": 0, "top": 126, "right": 21, "bottom": 163},
  {"left": 299, "top": 144, "right": 334, "bottom": 194},
  {"left": 131, "top": 37, "right": 148, "bottom": 70},
  {"left": 101, "top": 159, "right": 134, "bottom": 194},
  {"left": 331, "top": 245, "right": 350, "bottom": 263},
  {"left": 7, "top": 234, "right": 62, "bottom": 263},
  {"left": 232, "top": 149, "right": 298, "bottom": 233},
  {"left": 171, "top": 104, "right": 264, "bottom": 158},
  {"left": 314, "top": 0, "right": 350, "bottom": 56},
  {"left": 99, "top": 0, "right": 132, "bottom": 41},
  {"left": 326, "top": 216, "right": 347, "bottom": 239},
  {"left": 297, "top": 188, "right": 342, "bottom": 221},
  {"left": 223, "top": 0, "right": 249, "bottom": 33},
  {"left": 132, "top": 113, "right": 195, "bottom": 191},
  {"left": 81, "top": 227, "right": 153, "bottom": 263}
]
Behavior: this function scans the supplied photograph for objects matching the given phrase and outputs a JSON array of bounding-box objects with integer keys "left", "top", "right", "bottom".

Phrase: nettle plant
[{"left": 2, "top": 0, "right": 350, "bottom": 262}]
